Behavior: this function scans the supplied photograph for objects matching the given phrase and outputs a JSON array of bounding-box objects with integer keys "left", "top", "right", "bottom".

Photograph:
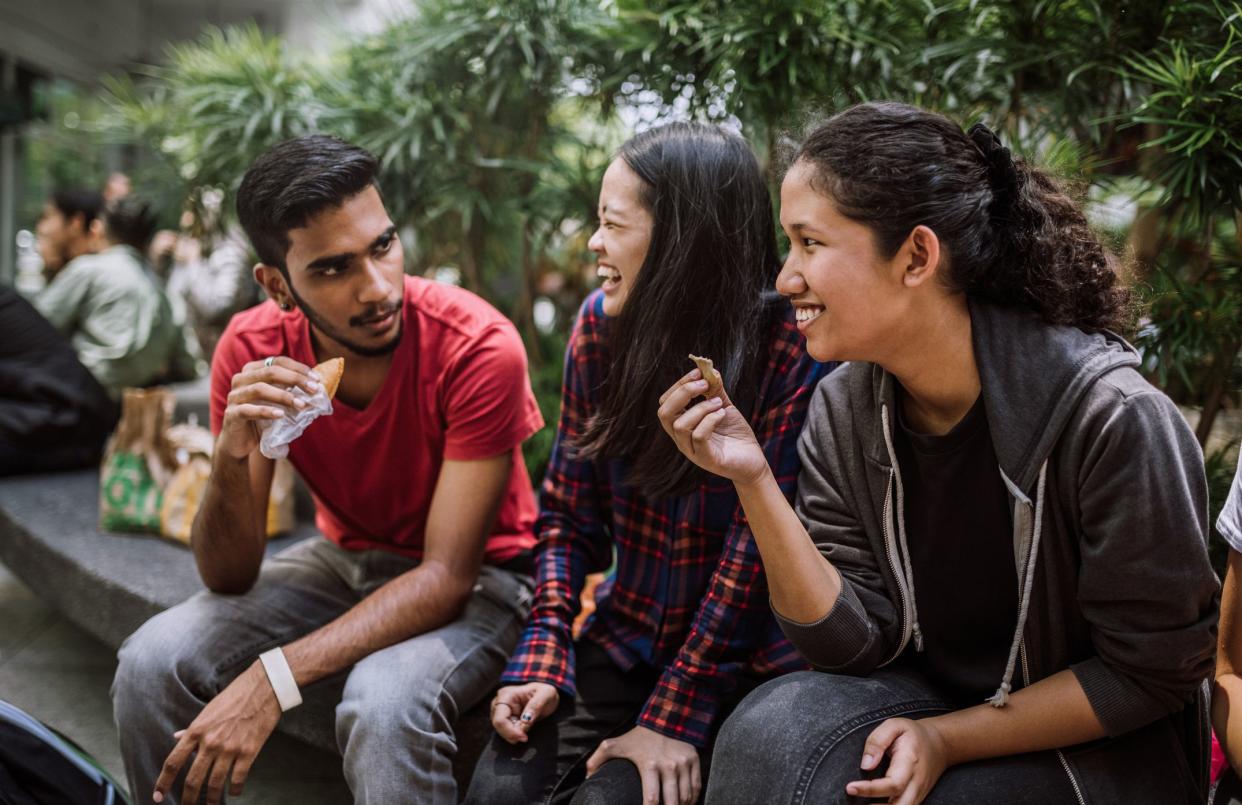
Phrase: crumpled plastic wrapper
[{"left": 259, "top": 381, "right": 334, "bottom": 459}]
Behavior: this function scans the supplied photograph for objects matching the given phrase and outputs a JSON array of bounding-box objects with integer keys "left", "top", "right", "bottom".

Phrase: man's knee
[
  {"left": 114, "top": 610, "right": 194, "bottom": 700},
  {"left": 112, "top": 600, "right": 234, "bottom": 719},
  {"left": 336, "top": 656, "right": 454, "bottom": 748}
]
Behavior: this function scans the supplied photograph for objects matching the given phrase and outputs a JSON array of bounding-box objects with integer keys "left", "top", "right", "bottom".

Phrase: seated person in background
[
  {"left": 35, "top": 196, "right": 192, "bottom": 392},
  {"left": 111, "top": 134, "right": 546, "bottom": 805},
  {"left": 0, "top": 285, "right": 118, "bottom": 475},
  {"left": 34, "top": 189, "right": 102, "bottom": 285},
  {"left": 158, "top": 207, "right": 262, "bottom": 361}
]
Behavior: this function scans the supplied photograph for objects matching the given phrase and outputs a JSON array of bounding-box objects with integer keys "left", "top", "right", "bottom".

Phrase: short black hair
[
  {"left": 236, "top": 134, "right": 380, "bottom": 271},
  {"left": 50, "top": 189, "right": 104, "bottom": 230},
  {"left": 103, "top": 197, "right": 158, "bottom": 251}
]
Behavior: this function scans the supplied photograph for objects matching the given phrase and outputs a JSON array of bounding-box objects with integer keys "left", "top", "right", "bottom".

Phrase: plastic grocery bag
[{"left": 98, "top": 388, "right": 177, "bottom": 533}]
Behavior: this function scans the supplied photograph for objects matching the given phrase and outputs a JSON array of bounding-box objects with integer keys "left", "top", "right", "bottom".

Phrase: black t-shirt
[{"left": 893, "top": 389, "right": 1018, "bottom": 705}]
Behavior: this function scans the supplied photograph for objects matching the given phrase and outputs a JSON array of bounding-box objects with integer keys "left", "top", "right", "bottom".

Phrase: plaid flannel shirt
[{"left": 501, "top": 291, "right": 831, "bottom": 747}]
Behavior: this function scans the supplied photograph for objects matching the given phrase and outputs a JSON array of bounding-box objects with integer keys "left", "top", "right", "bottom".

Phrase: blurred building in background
[{"left": 0, "top": 0, "right": 404, "bottom": 287}]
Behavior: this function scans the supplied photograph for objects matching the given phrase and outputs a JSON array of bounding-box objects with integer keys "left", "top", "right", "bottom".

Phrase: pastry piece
[
  {"left": 688, "top": 354, "right": 723, "bottom": 395},
  {"left": 314, "top": 357, "right": 345, "bottom": 399}
]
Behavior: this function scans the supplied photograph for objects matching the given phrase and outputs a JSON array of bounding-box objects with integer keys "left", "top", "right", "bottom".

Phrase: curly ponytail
[{"left": 794, "top": 102, "right": 1131, "bottom": 332}]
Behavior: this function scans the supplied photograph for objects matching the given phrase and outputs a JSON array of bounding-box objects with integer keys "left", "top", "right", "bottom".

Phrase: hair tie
[{"left": 967, "top": 122, "right": 1019, "bottom": 216}]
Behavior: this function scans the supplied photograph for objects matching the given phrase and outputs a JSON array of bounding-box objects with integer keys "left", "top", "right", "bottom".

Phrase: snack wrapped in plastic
[{"left": 258, "top": 358, "right": 344, "bottom": 460}]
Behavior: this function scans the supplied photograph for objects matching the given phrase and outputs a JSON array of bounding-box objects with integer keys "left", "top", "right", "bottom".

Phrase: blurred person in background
[
  {"left": 152, "top": 199, "right": 263, "bottom": 361},
  {"left": 103, "top": 171, "right": 132, "bottom": 203},
  {"left": 35, "top": 189, "right": 104, "bottom": 284},
  {"left": 34, "top": 195, "right": 195, "bottom": 393}
]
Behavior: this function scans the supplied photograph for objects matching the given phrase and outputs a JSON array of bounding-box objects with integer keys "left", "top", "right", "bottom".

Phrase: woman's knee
[
  {"left": 569, "top": 759, "right": 643, "bottom": 805},
  {"left": 708, "top": 670, "right": 948, "bottom": 804},
  {"left": 461, "top": 735, "right": 551, "bottom": 805}
]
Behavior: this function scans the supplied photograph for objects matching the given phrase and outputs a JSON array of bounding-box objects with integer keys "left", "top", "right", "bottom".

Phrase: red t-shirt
[{"left": 210, "top": 276, "right": 544, "bottom": 564}]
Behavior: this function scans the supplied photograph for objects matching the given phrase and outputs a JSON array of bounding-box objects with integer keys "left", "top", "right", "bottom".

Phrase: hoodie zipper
[{"left": 1021, "top": 618, "right": 1086, "bottom": 805}]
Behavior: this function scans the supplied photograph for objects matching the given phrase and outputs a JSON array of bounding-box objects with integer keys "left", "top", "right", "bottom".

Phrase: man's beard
[{"left": 288, "top": 284, "right": 402, "bottom": 358}]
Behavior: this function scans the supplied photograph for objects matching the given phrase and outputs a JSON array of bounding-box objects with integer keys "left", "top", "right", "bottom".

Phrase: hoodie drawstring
[
  {"left": 880, "top": 404, "right": 924, "bottom": 652},
  {"left": 988, "top": 459, "right": 1048, "bottom": 708}
]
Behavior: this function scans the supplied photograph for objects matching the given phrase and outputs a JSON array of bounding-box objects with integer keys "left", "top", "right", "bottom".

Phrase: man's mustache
[{"left": 350, "top": 302, "right": 400, "bottom": 327}]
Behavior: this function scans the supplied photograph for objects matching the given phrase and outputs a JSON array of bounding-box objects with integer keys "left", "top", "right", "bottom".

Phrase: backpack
[{"left": 0, "top": 700, "right": 130, "bottom": 805}]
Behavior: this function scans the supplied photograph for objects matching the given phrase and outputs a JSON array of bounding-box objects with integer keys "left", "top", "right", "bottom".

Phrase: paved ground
[{"left": 0, "top": 559, "right": 352, "bottom": 804}]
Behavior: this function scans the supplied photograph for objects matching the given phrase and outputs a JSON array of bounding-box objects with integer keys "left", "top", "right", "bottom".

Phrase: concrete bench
[{"left": 0, "top": 468, "right": 494, "bottom": 794}]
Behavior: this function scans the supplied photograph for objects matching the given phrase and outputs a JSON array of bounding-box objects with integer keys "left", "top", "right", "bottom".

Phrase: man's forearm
[
  {"left": 281, "top": 561, "right": 474, "bottom": 686},
  {"left": 191, "top": 452, "right": 266, "bottom": 593}
]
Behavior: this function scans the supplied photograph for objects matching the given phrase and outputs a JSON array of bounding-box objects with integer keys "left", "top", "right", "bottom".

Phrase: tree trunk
[
  {"left": 460, "top": 211, "right": 485, "bottom": 293},
  {"left": 1197, "top": 342, "right": 1239, "bottom": 449},
  {"left": 512, "top": 216, "right": 542, "bottom": 366},
  {"left": 1127, "top": 206, "right": 1164, "bottom": 279}
]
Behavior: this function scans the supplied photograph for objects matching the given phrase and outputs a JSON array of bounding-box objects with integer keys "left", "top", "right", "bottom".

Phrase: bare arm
[
  {"left": 1215, "top": 549, "right": 1242, "bottom": 772},
  {"left": 280, "top": 451, "right": 512, "bottom": 686},
  {"left": 157, "top": 449, "right": 513, "bottom": 804},
  {"left": 191, "top": 356, "right": 316, "bottom": 593},
  {"left": 735, "top": 468, "right": 841, "bottom": 623},
  {"left": 848, "top": 669, "right": 1105, "bottom": 802},
  {"left": 928, "top": 669, "right": 1104, "bottom": 763},
  {"left": 657, "top": 371, "right": 842, "bottom": 623}
]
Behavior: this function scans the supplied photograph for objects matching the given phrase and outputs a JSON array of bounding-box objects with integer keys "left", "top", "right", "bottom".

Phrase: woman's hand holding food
[{"left": 657, "top": 365, "right": 769, "bottom": 487}]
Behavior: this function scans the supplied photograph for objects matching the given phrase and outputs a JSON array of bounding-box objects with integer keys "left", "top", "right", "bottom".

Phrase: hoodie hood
[{"left": 969, "top": 299, "right": 1140, "bottom": 496}]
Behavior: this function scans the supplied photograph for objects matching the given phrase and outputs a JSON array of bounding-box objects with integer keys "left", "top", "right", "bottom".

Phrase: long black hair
[
  {"left": 792, "top": 102, "right": 1131, "bottom": 332},
  {"left": 576, "top": 122, "right": 782, "bottom": 498}
]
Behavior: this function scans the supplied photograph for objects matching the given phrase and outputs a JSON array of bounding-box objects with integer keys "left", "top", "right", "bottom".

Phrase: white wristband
[{"left": 258, "top": 648, "right": 302, "bottom": 712}]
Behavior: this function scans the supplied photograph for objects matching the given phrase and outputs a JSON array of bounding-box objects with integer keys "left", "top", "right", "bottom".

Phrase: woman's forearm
[
  {"left": 735, "top": 469, "right": 841, "bottom": 623},
  {"left": 1214, "top": 550, "right": 1242, "bottom": 771},
  {"left": 925, "top": 668, "right": 1106, "bottom": 767}
]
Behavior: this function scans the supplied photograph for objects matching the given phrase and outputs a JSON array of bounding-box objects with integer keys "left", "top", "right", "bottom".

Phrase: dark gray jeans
[
  {"left": 111, "top": 536, "right": 532, "bottom": 805},
  {"left": 706, "top": 668, "right": 1091, "bottom": 805}
]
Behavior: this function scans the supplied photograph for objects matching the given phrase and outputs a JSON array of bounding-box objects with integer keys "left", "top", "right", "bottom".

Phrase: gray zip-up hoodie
[{"left": 778, "top": 300, "right": 1219, "bottom": 800}]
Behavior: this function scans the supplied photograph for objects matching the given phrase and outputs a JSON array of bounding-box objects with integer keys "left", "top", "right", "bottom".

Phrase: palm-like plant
[{"left": 104, "top": 24, "right": 330, "bottom": 226}]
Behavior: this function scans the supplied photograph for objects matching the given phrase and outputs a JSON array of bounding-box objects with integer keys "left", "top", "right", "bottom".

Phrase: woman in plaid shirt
[{"left": 463, "top": 123, "right": 829, "bottom": 805}]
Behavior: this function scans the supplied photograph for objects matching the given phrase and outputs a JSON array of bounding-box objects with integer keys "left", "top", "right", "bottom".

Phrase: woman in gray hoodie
[{"left": 656, "top": 101, "right": 1219, "bottom": 804}]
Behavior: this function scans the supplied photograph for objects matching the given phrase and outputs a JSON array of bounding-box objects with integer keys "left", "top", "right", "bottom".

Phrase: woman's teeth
[
  {"left": 796, "top": 306, "right": 824, "bottom": 324},
  {"left": 597, "top": 266, "right": 622, "bottom": 283}
]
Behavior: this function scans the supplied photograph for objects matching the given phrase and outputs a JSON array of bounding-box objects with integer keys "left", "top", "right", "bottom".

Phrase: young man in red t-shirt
[{"left": 112, "top": 135, "right": 544, "bottom": 805}]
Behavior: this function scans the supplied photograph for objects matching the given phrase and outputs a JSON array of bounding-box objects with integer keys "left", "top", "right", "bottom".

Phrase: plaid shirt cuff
[
  {"left": 500, "top": 630, "right": 578, "bottom": 698},
  {"left": 636, "top": 666, "right": 722, "bottom": 748}
]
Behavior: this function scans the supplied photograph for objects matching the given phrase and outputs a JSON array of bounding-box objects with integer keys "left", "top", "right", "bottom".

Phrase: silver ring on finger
[{"left": 264, "top": 356, "right": 275, "bottom": 368}]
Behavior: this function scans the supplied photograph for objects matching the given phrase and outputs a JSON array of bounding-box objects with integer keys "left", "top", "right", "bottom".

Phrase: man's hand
[
  {"left": 585, "top": 725, "right": 700, "bottom": 805},
  {"left": 489, "top": 682, "right": 560, "bottom": 744},
  {"left": 218, "top": 356, "right": 320, "bottom": 461},
  {"left": 845, "top": 717, "right": 949, "bottom": 805},
  {"left": 153, "top": 662, "right": 282, "bottom": 805}
]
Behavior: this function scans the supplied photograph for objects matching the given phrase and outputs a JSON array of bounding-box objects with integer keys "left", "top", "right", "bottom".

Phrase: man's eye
[
  {"left": 376, "top": 236, "right": 394, "bottom": 254},
  {"left": 802, "top": 238, "right": 821, "bottom": 248}
]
